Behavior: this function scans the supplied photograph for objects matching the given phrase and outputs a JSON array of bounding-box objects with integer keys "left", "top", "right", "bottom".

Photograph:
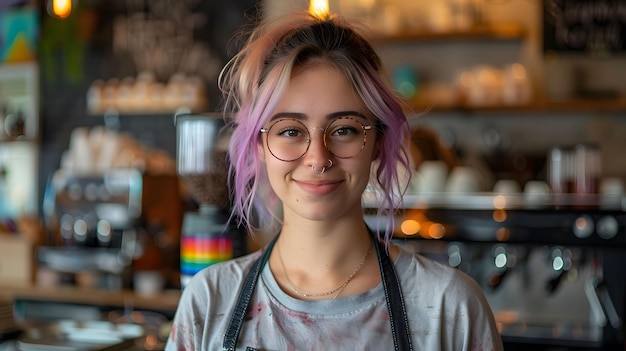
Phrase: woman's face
[{"left": 259, "top": 63, "right": 379, "bottom": 223}]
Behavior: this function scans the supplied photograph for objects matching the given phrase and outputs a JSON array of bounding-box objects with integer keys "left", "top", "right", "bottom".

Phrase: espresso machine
[
  {"left": 39, "top": 168, "right": 143, "bottom": 289},
  {"left": 175, "top": 113, "right": 246, "bottom": 288},
  {"left": 365, "top": 193, "right": 625, "bottom": 350}
]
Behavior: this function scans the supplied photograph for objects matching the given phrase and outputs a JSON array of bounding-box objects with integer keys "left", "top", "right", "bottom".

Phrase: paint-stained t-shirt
[{"left": 165, "top": 244, "right": 503, "bottom": 351}]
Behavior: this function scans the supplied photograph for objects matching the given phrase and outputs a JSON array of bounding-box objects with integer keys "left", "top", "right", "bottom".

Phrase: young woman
[{"left": 166, "top": 11, "right": 503, "bottom": 351}]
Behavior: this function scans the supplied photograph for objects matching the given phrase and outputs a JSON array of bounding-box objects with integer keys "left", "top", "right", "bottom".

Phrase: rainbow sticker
[{"left": 180, "top": 235, "right": 233, "bottom": 276}]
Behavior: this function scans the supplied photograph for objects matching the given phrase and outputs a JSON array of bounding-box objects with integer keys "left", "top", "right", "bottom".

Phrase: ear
[
  {"left": 258, "top": 140, "right": 267, "bottom": 163},
  {"left": 372, "top": 136, "right": 382, "bottom": 161}
]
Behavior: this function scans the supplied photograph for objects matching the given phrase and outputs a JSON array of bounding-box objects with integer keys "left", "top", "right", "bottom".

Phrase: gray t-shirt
[{"left": 165, "top": 244, "right": 503, "bottom": 351}]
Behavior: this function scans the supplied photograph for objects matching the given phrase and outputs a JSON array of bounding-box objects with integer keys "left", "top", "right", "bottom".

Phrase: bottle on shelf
[{"left": 4, "top": 108, "right": 26, "bottom": 141}]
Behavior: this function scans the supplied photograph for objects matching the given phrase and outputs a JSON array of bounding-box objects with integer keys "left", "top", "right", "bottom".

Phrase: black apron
[{"left": 222, "top": 230, "right": 413, "bottom": 351}]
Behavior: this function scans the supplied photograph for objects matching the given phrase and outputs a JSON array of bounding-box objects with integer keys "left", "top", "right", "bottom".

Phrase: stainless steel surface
[
  {"left": 175, "top": 113, "right": 227, "bottom": 177},
  {"left": 370, "top": 192, "right": 626, "bottom": 349},
  {"left": 364, "top": 192, "right": 625, "bottom": 210}
]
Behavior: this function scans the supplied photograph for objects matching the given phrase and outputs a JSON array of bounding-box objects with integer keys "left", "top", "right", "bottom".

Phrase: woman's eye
[
  {"left": 279, "top": 128, "right": 304, "bottom": 137},
  {"left": 331, "top": 126, "right": 357, "bottom": 136}
]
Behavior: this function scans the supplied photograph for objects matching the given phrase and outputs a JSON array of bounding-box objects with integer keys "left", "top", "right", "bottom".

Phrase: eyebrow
[{"left": 268, "top": 110, "right": 369, "bottom": 122}]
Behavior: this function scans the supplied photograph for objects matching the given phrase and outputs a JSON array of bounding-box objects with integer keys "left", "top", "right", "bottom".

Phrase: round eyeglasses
[{"left": 259, "top": 116, "right": 373, "bottom": 162}]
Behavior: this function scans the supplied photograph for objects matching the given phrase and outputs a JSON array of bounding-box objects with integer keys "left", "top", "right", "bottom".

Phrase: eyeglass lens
[{"left": 263, "top": 117, "right": 370, "bottom": 162}]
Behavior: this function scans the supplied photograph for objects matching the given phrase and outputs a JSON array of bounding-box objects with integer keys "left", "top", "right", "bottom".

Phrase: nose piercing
[
  {"left": 311, "top": 159, "right": 333, "bottom": 174},
  {"left": 312, "top": 165, "right": 325, "bottom": 174}
]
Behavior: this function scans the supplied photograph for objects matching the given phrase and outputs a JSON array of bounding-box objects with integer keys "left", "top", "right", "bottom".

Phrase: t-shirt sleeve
[
  {"left": 164, "top": 252, "right": 260, "bottom": 351},
  {"left": 165, "top": 273, "right": 210, "bottom": 351},
  {"left": 401, "top": 250, "right": 504, "bottom": 351},
  {"left": 443, "top": 269, "right": 504, "bottom": 351}
]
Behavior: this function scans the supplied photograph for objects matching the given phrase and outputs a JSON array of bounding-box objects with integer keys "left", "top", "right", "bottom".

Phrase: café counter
[
  {"left": 0, "top": 283, "right": 181, "bottom": 318},
  {"left": 0, "top": 284, "right": 180, "bottom": 350}
]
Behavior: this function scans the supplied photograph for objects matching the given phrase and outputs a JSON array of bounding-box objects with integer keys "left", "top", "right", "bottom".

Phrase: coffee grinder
[{"left": 176, "top": 113, "right": 245, "bottom": 288}]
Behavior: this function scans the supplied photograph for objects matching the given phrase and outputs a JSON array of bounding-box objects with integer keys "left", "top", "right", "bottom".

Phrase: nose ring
[{"left": 312, "top": 159, "right": 333, "bottom": 174}]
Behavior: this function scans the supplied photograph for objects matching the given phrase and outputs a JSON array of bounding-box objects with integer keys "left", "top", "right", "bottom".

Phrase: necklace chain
[{"left": 277, "top": 240, "right": 372, "bottom": 300}]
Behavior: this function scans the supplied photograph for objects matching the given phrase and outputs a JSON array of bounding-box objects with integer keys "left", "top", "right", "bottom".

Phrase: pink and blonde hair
[{"left": 219, "top": 11, "right": 410, "bottom": 244}]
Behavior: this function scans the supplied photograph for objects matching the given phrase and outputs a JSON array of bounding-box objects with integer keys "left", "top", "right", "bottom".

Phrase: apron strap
[
  {"left": 223, "top": 236, "right": 277, "bottom": 351},
  {"left": 222, "top": 230, "right": 412, "bottom": 351},
  {"left": 373, "top": 231, "right": 413, "bottom": 351}
]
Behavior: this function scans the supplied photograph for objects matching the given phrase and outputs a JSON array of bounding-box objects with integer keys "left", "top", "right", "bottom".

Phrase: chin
[{"left": 295, "top": 202, "right": 362, "bottom": 222}]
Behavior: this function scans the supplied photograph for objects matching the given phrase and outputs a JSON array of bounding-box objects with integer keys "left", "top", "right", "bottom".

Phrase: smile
[{"left": 294, "top": 179, "right": 343, "bottom": 196}]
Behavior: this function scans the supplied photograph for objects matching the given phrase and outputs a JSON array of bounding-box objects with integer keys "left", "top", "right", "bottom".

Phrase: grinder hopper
[{"left": 175, "top": 113, "right": 240, "bottom": 287}]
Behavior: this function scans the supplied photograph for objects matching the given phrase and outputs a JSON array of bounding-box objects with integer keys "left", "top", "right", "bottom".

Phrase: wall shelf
[
  {"left": 372, "top": 24, "right": 526, "bottom": 43},
  {"left": 409, "top": 98, "right": 626, "bottom": 114},
  {"left": 88, "top": 107, "right": 197, "bottom": 118}
]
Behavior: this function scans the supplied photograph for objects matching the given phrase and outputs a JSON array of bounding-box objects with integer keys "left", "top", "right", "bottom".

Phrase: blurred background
[{"left": 0, "top": 0, "right": 625, "bottom": 350}]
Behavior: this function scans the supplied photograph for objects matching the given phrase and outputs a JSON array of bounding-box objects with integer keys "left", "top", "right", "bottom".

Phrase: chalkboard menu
[{"left": 543, "top": 0, "right": 626, "bottom": 55}]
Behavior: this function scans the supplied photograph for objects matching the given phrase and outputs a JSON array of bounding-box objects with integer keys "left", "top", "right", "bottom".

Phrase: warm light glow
[
  {"left": 419, "top": 221, "right": 433, "bottom": 239},
  {"left": 51, "top": 0, "right": 72, "bottom": 19},
  {"left": 144, "top": 335, "right": 158, "bottom": 349},
  {"left": 428, "top": 223, "right": 446, "bottom": 239},
  {"left": 400, "top": 219, "right": 421, "bottom": 236},
  {"left": 417, "top": 221, "right": 445, "bottom": 239},
  {"left": 496, "top": 227, "right": 511, "bottom": 241},
  {"left": 493, "top": 195, "right": 507, "bottom": 209},
  {"left": 493, "top": 209, "right": 507, "bottom": 222},
  {"left": 511, "top": 63, "right": 527, "bottom": 79},
  {"left": 309, "top": 0, "right": 330, "bottom": 19},
  {"left": 575, "top": 216, "right": 588, "bottom": 231}
]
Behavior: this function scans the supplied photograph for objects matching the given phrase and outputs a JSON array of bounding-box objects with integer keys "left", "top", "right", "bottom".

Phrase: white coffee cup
[
  {"left": 416, "top": 160, "right": 448, "bottom": 193},
  {"left": 523, "top": 180, "right": 551, "bottom": 205},
  {"left": 600, "top": 177, "right": 624, "bottom": 197},
  {"left": 446, "top": 166, "right": 482, "bottom": 194},
  {"left": 493, "top": 179, "right": 521, "bottom": 194},
  {"left": 600, "top": 177, "right": 624, "bottom": 207}
]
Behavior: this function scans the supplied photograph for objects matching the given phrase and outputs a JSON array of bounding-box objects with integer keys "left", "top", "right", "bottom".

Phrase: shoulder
[
  {"left": 395, "top": 244, "right": 494, "bottom": 313},
  {"left": 396, "top": 244, "right": 479, "bottom": 292},
  {"left": 166, "top": 251, "right": 264, "bottom": 350},
  {"left": 395, "top": 245, "right": 503, "bottom": 350},
  {"left": 179, "top": 250, "right": 263, "bottom": 305}
]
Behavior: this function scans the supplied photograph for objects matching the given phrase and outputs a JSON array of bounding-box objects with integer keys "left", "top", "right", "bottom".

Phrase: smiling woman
[{"left": 165, "top": 10, "right": 503, "bottom": 351}]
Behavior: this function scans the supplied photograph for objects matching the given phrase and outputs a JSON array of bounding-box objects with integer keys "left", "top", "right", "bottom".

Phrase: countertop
[{"left": 0, "top": 284, "right": 181, "bottom": 314}]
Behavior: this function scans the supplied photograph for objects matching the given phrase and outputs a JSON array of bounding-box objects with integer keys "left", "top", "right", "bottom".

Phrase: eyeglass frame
[{"left": 259, "top": 115, "right": 373, "bottom": 162}]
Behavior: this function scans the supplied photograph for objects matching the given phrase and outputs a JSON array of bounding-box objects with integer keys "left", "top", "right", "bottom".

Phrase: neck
[
  {"left": 281, "top": 201, "right": 367, "bottom": 239},
  {"left": 280, "top": 218, "right": 371, "bottom": 261},
  {"left": 277, "top": 237, "right": 372, "bottom": 299},
  {"left": 270, "top": 220, "right": 376, "bottom": 300}
]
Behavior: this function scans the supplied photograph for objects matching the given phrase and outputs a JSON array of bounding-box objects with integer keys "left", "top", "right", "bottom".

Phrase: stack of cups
[{"left": 548, "top": 144, "right": 602, "bottom": 206}]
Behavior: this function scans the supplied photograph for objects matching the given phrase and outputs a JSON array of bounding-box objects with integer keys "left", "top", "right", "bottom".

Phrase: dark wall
[
  {"left": 543, "top": 0, "right": 626, "bottom": 56},
  {"left": 38, "top": 0, "right": 260, "bottom": 212}
]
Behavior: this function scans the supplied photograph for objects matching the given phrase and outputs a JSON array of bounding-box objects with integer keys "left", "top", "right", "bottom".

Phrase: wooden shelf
[
  {"left": 0, "top": 283, "right": 181, "bottom": 313},
  {"left": 371, "top": 24, "right": 526, "bottom": 43},
  {"left": 0, "top": 138, "right": 38, "bottom": 144},
  {"left": 88, "top": 107, "right": 196, "bottom": 117},
  {"left": 409, "top": 98, "right": 626, "bottom": 114}
]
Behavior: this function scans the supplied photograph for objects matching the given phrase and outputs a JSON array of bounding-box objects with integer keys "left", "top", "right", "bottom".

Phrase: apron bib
[{"left": 223, "top": 229, "right": 413, "bottom": 351}]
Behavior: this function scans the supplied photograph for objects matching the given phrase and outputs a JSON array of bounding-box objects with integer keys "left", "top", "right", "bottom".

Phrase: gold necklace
[{"left": 277, "top": 240, "right": 372, "bottom": 299}]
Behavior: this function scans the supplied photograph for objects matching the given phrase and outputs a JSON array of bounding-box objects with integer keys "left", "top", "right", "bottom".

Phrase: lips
[{"left": 295, "top": 179, "right": 343, "bottom": 196}]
